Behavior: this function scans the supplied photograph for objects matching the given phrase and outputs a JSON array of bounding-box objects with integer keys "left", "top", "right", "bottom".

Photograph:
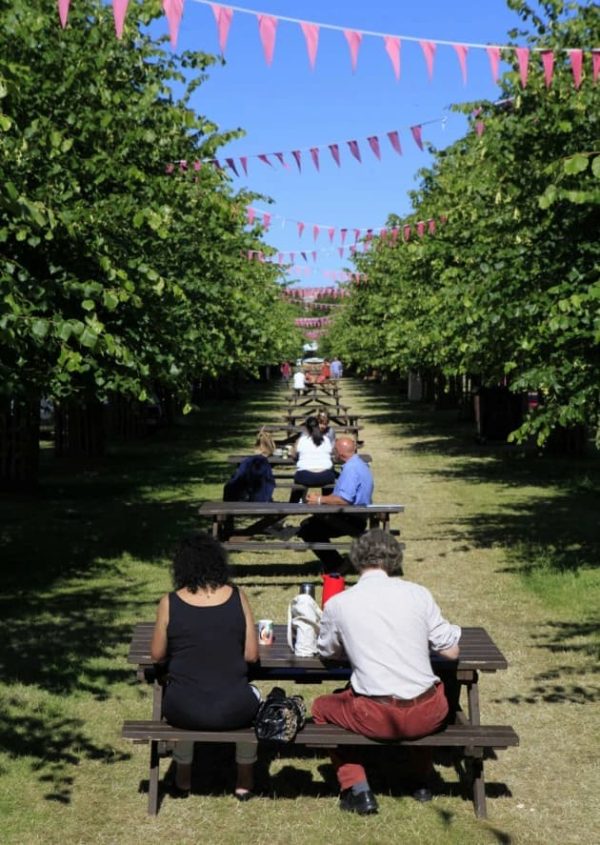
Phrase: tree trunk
[
  {"left": 0, "top": 396, "right": 40, "bottom": 490},
  {"left": 55, "top": 397, "right": 105, "bottom": 457}
]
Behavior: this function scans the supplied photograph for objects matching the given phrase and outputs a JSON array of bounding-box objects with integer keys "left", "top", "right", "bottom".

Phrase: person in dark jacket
[{"left": 223, "top": 429, "right": 276, "bottom": 502}]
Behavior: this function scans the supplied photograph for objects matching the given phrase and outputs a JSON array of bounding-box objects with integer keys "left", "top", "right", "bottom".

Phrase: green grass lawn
[{"left": 1, "top": 380, "right": 598, "bottom": 844}]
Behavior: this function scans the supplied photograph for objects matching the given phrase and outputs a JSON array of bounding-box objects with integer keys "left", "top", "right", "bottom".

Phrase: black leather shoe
[
  {"left": 411, "top": 786, "right": 433, "bottom": 802},
  {"left": 339, "top": 788, "right": 379, "bottom": 815}
]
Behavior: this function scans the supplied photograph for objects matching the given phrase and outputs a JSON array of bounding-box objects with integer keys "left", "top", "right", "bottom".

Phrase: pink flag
[
  {"left": 366, "top": 229, "right": 373, "bottom": 241},
  {"left": 419, "top": 40, "right": 437, "bottom": 80},
  {"left": 411, "top": 125, "right": 424, "bottom": 151},
  {"left": 301, "top": 252, "right": 308, "bottom": 263},
  {"left": 329, "top": 144, "right": 341, "bottom": 167},
  {"left": 367, "top": 136, "right": 381, "bottom": 160},
  {"left": 292, "top": 150, "right": 302, "bottom": 172},
  {"left": 391, "top": 227, "right": 399, "bottom": 243},
  {"left": 541, "top": 50, "right": 554, "bottom": 88},
  {"left": 211, "top": 4, "right": 233, "bottom": 53},
  {"left": 403, "top": 225, "right": 411, "bottom": 241},
  {"left": 347, "top": 140, "right": 362, "bottom": 163},
  {"left": 193, "top": 160, "right": 202, "bottom": 172},
  {"left": 516, "top": 47, "right": 529, "bottom": 88},
  {"left": 225, "top": 158, "right": 239, "bottom": 176},
  {"left": 416, "top": 221, "right": 425, "bottom": 238},
  {"left": 310, "top": 147, "right": 320, "bottom": 171},
  {"left": 387, "top": 130, "right": 402, "bottom": 156},
  {"left": 274, "top": 152, "right": 288, "bottom": 168},
  {"left": 311, "top": 251, "right": 317, "bottom": 262},
  {"left": 258, "top": 154, "right": 273, "bottom": 168},
  {"left": 428, "top": 219, "right": 436, "bottom": 235},
  {"left": 58, "top": 0, "right": 70, "bottom": 28},
  {"left": 380, "top": 228, "right": 387, "bottom": 242},
  {"left": 165, "top": 163, "right": 175, "bottom": 174},
  {"left": 247, "top": 250, "right": 253, "bottom": 260},
  {"left": 344, "top": 30, "right": 362, "bottom": 73},
  {"left": 163, "top": 0, "right": 184, "bottom": 49},
  {"left": 569, "top": 49, "right": 583, "bottom": 89},
  {"left": 593, "top": 50, "right": 600, "bottom": 84},
  {"left": 301, "top": 22, "right": 319, "bottom": 69},
  {"left": 313, "top": 225, "right": 320, "bottom": 243},
  {"left": 350, "top": 245, "right": 356, "bottom": 255},
  {"left": 486, "top": 46, "right": 501, "bottom": 82},
  {"left": 240, "top": 156, "right": 248, "bottom": 175},
  {"left": 278, "top": 253, "right": 284, "bottom": 265},
  {"left": 353, "top": 228, "right": 361, "bottom": 242},
  {"left": 340, "top": 228, "right": 347, "bottom": 245},
  {"left": 113, "top": 0, "right": 129, "bottom": 39},
  {"left": 258, "top": 14, "right": 278, "bottom": 66},
  {"left": 328, "top": 227, "right": 336, "bottom": 243},
  {"left": 338, "top": 247, "right": 344, "bottom": 258},
  {"left": 384, "top": 36, "right": 401, "bottom": 80},
  {"left": 262, "top": 213, "right": 271, "bottom": 230},
  {"left": 179, "top": 159, "right": 188, "bottom": 170},
  {"left": 453, "top": 44, "right": 469, "bottom": 85},
  {"left": 247, "top": 207, "right": 255, "bottom": 225},
  {"left": 297, "top": 221, "right": 305, "bottom": 238},
  {"left": 475, "top": 121, "right": 485, "bottom": 137}
]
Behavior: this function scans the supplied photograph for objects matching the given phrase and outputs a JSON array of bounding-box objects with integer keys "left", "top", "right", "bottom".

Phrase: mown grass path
[{"left": 1, "top": 379, "right": 598, "bottom": 844}]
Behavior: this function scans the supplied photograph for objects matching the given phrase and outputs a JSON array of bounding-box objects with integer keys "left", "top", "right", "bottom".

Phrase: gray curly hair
[{"left": 349, "top": 528, "right": 403, "bottom": 575}]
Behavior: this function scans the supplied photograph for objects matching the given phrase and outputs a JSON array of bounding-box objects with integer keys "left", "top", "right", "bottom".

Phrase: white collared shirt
[{"left": 317, "top": 569, "right": 461, "bottom": 699}]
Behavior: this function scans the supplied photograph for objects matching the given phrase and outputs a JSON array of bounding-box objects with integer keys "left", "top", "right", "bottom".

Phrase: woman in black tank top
[{"left": 151, "top": 534, "right": 260, "bottom": 800}]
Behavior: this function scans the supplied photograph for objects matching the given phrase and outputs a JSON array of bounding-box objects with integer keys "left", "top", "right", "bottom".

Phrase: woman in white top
[
  {"left": 290, "top": 416, "right": 336, "bottom": 503},
  {"left": 292, "top": 369, "right": 306, "bottom": 395}
]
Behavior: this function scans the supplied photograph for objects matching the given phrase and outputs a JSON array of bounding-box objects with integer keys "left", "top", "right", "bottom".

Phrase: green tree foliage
[
  {"left": 328, "top": 0, "right": 599, "bottom": 444},
  {"left": 0, "top": 0, "right": 300, "bottom": 406}
]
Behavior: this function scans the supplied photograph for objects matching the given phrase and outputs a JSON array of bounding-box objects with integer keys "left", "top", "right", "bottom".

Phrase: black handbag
[{"left": 254, "top": 686, "right": 306, "bottom": 742}]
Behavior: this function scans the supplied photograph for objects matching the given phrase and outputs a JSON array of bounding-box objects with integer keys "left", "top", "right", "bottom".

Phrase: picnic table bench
[
  {"left": 198, "top": 500, "right": 400, "bottom": 554},
  {"left": 123, "top": 623, "right": 518, "bottom": 817},
  {"left": 283, "top": 411, "right": 360, "bottom": 428}
]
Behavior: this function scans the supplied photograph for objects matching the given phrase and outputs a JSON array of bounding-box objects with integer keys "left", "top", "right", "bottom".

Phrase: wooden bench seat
[{"left": 122, "top": 720, "right": 519, "bottom": 818}]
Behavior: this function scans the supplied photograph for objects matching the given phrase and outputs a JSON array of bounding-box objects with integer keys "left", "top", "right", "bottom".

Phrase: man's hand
[{"left": 306, "top": 492, "right": 320, "bottom": 505}]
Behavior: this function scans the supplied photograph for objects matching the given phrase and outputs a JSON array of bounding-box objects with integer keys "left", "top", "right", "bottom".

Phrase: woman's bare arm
[
  {"left": 239, "top": 588, "right": 259, "bottom": 663},
  {"left": 150, "top": 594, "right": 169, "bottom": 663}
]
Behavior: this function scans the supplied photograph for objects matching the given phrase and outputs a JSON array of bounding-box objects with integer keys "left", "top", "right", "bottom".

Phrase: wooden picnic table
[
  {"left": 284, "top": 411, "right": 360, "bottom": 428},
  {"left": 225, "top": 453, "right": 371, "bottom": 468},
  {"left": 125, "top": 623, "right": 517, "bottom": 818}
]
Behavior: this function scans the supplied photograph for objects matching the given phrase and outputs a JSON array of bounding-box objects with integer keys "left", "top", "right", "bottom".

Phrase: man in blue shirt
[{"left": 299, "top": 437, "right": 373, "bottom": 572}]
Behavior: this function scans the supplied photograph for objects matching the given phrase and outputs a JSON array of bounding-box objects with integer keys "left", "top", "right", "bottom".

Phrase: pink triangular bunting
[
  {"left": 313, "top": 225, "right": 320, "bottom": 243},
  {"left": 329, "top": 144, "right": 341, "bottom": 167},
  {"left": 58, "top": 0, "right": 70, "bottom": 28},
  {"left": 300, "top": 22, "right": 319, "bottom": 69},
  {"left": 274, "top": 152, "right": 288, "bottom": 168},
  {"left": 347, "top": 140, "right": 362, "bottom": 163},
  {"left": 593, "top": 50, "right": 600, "bottom": 84},
  {"left": 411, "top": 125, "right": 424, "bottom": 151},
  {"left": 163, "top": 0, "right": 184, "bottom": 49},
  {"left": 340, "top": 228, "right": 347, "bottom": 245},
  {"left": 328, "top": 227, "right": 336, "bottom": 243},
  {"left": 486, "top": 46, "right": 501, "bottom": 82},
  {"left": 258, "top": 154, "right": 273, "bottom": 168},
  {"left": 453, "top": 43, "right": 468, "bottom": 85},
  {"left": 297, "top": 221, "right": 305, "bottom": 238},
  {"left": 416, "top": 221, "right": 425, "bottom": 238},
  {"left": 113, "top": 0, "right": 129, "bottom": 39},
  {"left": 541, "top": 50, "right": 554, "bottom": 88},
  {"left": 262, "top": 212, "right": 271, "bottom": 230},
  {"left": 211, "top": 4, "right": 233, "bottom": 53},
  {"left": 367, "top": 136, "right": 381, "bottom": 160},
  {"left": 292, "top": 150, "right": 302, "bottom": 172},
  {"left": 338, "top": 247, "right": 344, "bottom": 258},
  {"left": 384, "top": 36, "right": 401, "bottom": 80},
  {"left": 387, "top": 130, "right": 402, "bottom": 155},
  {"left": 516, "top": 47, "right": 529, "bottom": 88},
  {"left": 240, "top": 156, "right": 248, "bottom": 175},
  {"left": 403, "top": 225, "right": 411, "bottom": 241},
  {"left": 344, "top": 30, "right": 362, "bottom": 73},
  {"left": 310, "top": 147, "right": 320, "bottom": 171},
  {"left": 419, "top": 40, "right": 436, "bottom": 80},
  {"left": 569, "top": 49, "right": 583, "bottom": 89},
  {"left": 257, "top": 14, "right": 278, "bottom": 66},
  {"left": 428, "top": 219, "right": 436, "bottom": 235},
  {"left": 475, "top": 120, "right": 485, "bottom": 137},
  {"left": 247, "top": 208, "right": 255, "bottom": 225}
]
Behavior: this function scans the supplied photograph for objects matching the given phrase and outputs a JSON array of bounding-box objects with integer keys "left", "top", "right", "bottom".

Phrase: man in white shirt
[
  {"left": 312, "top": 529, "right": 461, "bottom": 816},
  {"left": 292, "top": 368, "right": 306, "bottom": 395}
]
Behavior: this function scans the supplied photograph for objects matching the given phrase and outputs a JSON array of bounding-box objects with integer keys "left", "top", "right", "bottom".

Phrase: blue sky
[{"left": 155, "top": 1, "right": 540, "bottom": 287}]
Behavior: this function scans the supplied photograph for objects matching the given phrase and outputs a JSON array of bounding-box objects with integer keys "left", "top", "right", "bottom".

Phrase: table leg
[
  {"left": 471, "top": 753, "right": 487, "bottom": 818},
  {"left": 147, "top": 740, "right": 160, "bottom": 815},
  {"left": 466, "top": 671, "right": 481, "bottom": 725}
]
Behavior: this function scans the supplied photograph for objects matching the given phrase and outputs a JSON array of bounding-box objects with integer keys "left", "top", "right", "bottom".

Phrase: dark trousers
[
  {"left": 289, "top": 469, "right": 337, "bottom": 503},
  {"left": 312, "top": 684, "right": 449, "bottom": 790},
  {"left": 297, "top": 514, "right": 366, "bottom": 572}
]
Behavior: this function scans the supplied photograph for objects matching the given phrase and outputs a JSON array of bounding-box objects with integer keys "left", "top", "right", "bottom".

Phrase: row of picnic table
[{"left": 122, "top": 375, "right": 518, "bottom": 817}]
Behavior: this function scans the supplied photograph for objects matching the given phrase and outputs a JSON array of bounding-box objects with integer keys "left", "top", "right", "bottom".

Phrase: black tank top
[{"left": 162, "top": 587, "right": 259, "bottom": 730}]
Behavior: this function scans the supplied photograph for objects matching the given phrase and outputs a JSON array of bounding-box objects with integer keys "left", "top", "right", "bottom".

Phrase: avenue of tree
[
  {"left": 0, "top": 0, "right": 300, "bottom": 485},
  {"left": 325, "top": 0, "right": 599, "bottom": 447}
]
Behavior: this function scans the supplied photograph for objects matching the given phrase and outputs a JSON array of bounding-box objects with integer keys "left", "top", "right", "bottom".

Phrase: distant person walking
[
  {"left": 330, "top": 357, "right": 343, "bottom": 380},
  {"left": 293, "top": 367, "right": 306, "bottom": 396},
  {"left": 280, "top": 361, "right": 292, "bottom": 384}
]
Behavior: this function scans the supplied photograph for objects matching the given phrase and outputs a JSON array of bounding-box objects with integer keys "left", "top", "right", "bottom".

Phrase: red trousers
[{"left": 311, "top": 684, "right": 449, "bottom": 791}]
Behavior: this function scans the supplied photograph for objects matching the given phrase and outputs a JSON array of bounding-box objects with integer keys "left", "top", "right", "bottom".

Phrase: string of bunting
[
  {"left": 167, "top": 120, "right": 440, "bottom": 176},
  {"left": 57, "top": 1, "right": 599, "bottom": 91},
  {"left": 246, "top": 215, "right": 446, "bottom": 263},
  {"left": 283, "top": 287, "right": 350, "bottom": 299}
]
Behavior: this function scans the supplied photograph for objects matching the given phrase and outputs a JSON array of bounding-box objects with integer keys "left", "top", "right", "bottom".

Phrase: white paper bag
[{"left": 287, "top": 594, "right": 322, "bottom": 657}]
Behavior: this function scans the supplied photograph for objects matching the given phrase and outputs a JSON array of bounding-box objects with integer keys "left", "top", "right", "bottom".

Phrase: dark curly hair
[
  {"left": 305, "top": 415, "right": 324, "bottom": 446},
  {"left": 171, "top": 533, "right": 231, "bottom": 593}
]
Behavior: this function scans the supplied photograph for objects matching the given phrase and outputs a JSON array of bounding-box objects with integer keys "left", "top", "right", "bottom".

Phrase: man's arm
[
  {"left": 317, "top": 604, "right": 346, "bottom": 660},
  {"left": 426, "top": 590, "right": 461, "bottom": 659},
  {"left": 306, "top": 491, "right": 348, "bottom": 505}
]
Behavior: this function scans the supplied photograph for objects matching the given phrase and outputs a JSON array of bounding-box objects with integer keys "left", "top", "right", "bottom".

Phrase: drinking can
[
  {"left": 258, "top": 619, "right": 274, "bottom": 645},
  {"left": 299, "top": 582, "right": 316, "bottom": 598}
]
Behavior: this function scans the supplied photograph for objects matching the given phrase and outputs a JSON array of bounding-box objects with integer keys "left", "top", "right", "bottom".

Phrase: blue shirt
[{"left": 334, "top": 454, "right": 373, "bottom": 505}]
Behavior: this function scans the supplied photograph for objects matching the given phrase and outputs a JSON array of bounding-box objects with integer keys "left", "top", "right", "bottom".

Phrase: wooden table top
[
  {"left": 226, "top": 453, "right": 371, "bottom": 466},
  {"left": 198, "top": 500, "right": 401, "bottom": 517}
]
